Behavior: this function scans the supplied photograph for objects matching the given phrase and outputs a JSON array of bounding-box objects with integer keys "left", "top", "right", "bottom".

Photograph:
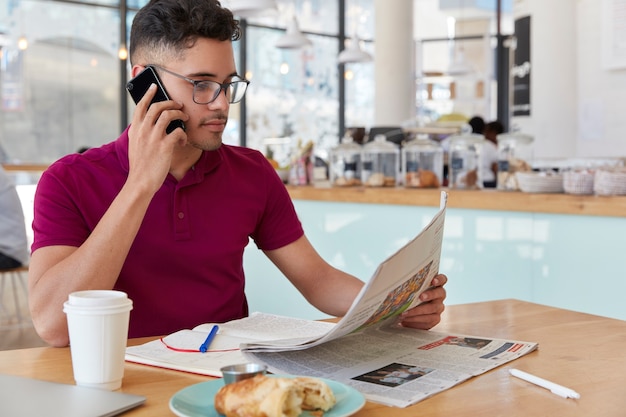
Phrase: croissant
[
  {"left": 214, "top": 374, "right": 336, "bottom": 417},
  {"left": 214, "top": 375, "right": 303, "bottom": 417},
  {"left": 293, "top": 377, "right": 336, "bottom": 411}
]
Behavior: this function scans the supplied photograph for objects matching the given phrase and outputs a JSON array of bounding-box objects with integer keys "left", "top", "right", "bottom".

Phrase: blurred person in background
[
  {"left": 482, "top": 120, "right": 504, "bottom": 188},
  {"left": 468, "top": 116, "right": 485, "bottom": 134},
  {"left": 0, "top": 165, "right": 29, "bottom": 269}
]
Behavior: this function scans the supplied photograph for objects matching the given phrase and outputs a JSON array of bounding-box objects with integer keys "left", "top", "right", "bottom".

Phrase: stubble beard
[
  {"left": 189, "top": 114, "right": 228, "bottom": 151},
  {"left": 190, "top": 132, "right": 224, "bottom": 152}
]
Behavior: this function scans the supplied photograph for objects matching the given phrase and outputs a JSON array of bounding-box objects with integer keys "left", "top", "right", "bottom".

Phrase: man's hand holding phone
[
  {"left": 127, "top": 82, "right": 188, "bottom": 195},
  {"left": 126, "top": 66, "right": 186, "bottom": 134}
]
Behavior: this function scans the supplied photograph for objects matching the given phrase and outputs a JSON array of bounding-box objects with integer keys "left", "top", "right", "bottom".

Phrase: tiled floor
[{"left": 0, "top": 270, "right": 47, "bottom": 350}]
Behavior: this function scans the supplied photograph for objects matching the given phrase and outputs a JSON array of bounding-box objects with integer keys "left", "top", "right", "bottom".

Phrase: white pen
[{"left": 509, "top": 368, "right": 580, "bottom": 399}]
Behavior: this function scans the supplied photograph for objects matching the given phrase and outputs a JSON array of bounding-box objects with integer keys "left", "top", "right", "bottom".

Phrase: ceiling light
[
  {"left": 338, "top": 33, "right": 372, "bottom": 64},
  {"left": 118, "top": 46, "right": 128, "bottom": 61},
  {"left": 17, "top": 35, "right": 28, "bottom": 51},
  {"left": 447, "top": 48, "right": 475, "bottom": 76},
  {"left": 228, "top": 0, "right": 277, "bottom": 18},
  {"left": 275, "top": 16, "right": 312, "bottom": 49}
]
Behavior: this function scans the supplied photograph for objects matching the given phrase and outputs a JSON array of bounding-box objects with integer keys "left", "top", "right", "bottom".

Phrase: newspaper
[
  {"left": 237, "top": 190, "right": 538, "bottom": 407},
  {"left": 243, "top": 323, "right": 537, "bottom": 407},
  {"left": 241, "top": 191, "right": 449, "bottom": 353}
]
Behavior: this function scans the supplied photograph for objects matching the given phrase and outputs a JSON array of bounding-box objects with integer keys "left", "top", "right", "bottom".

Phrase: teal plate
[{"left": 169, "top": 375, "right": 366, "bottom": 417}]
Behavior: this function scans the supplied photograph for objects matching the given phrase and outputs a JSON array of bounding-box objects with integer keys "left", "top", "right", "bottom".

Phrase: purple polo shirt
[{"left": 32, "top": 128, "right": 304, "bottom": 337}]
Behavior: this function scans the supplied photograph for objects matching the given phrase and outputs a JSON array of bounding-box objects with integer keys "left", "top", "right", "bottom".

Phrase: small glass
[
  {"left": 329, "top": 135, "right": 363, "bottom": 187},
  {"left": 448, "top": 134, "right": 485, "bottom": 189},
  {"left": 402, "top": 136, "right": 443, "bottom": 188},
  {"left": 361, "top": 134, "right": 400, "bottom": 187},
  {"left": 496, "top": 133, "right": 534, "bottom": 191}
]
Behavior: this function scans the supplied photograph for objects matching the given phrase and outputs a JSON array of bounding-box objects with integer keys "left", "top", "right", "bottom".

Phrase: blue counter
[{"left": 245, "top": 199, "right": 626, "bottom": 322}]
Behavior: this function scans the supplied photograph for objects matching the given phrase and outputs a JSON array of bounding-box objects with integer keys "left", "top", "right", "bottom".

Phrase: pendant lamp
[
  {"left": 228, "top": 0, "right": 277, "bottom": 18},
  {"left": 447, "top": 48, "right": 475, "bottom": 76},
  {"left": 275, "top": 16, "right": 312, "bottom": 49},
  {"left": 338, "top": 33, "right": 372, "bottom": 64}
]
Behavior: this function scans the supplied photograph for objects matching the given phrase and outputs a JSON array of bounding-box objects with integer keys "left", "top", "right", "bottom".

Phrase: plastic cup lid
[{"left": 66, "top": 290, "right": 131, "bottom": 308}]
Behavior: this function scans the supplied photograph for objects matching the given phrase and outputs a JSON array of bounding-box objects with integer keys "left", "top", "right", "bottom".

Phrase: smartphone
[{"left": 126, "top": 66, "right": 185, "bottom": 134}]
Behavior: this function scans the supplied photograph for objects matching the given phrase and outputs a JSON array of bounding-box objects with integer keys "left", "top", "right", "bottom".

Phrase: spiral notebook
[{"left": 0, "top": 374, "right": 145, "bottom": 417}]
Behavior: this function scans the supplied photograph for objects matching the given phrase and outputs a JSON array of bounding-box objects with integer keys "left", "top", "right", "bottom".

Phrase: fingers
[
  {"left": 400, "top": 312, "right": 442, "bottom": 330},
  {"left": 429, "top": 274, "right": 448, "bottom": 289},
  {"left": 417, "top": 274, "right": 447, "bottom": 303},
  {"left": 135, "top": 83, "right": 158, "bottom": 114},
  {"left": 400, "top": 300, "right": 445, "bottom": 329},
  {"left": 131, "top": 84, "right": 188, "bottom": 139},
  {"left": 399, "top": 274, "right": 448, "bottom": 330}
]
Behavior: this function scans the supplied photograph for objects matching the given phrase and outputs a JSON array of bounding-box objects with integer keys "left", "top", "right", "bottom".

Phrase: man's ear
[{"left": 130, "top": 65, "right": 147, "bottom": 78}]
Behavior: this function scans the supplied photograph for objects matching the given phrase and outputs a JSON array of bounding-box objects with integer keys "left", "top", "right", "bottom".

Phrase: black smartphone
[{"left": 126, "top": 66, "right": 185, "bottom": 134}]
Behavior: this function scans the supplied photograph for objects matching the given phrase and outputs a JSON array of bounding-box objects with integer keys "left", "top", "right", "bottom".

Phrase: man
[
  {"left": 29, "top": 0, "right": 447, "bottom": 347},
  {"left": 0, "top": 165, "right": 29, "bottom": 269},
  {"left": 468, "top": 116, "right": 485, "bottom": 135},
  {"left": 482, "top": 120, "right": 504, "bottom": 188}
]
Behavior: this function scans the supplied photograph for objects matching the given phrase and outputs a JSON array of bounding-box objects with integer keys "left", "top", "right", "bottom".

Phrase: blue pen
[{"left": 199, "top": 325, "right": 219, "bottom": 353}]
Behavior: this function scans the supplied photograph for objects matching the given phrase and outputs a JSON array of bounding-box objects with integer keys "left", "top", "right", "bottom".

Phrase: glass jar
[
  {"left": 402, "top": 136, "right": 443, "bottom": 188},
  {"left": 361, "top": 134, "right": 400, "bottom": 187},
  {"left": 329, "top": 135, "right": 363, "bottom": 187},
  {"left": 448, "top": 133, "right": 485, "bottom": 189},
  {"left": 496, "top": 133, "right": 534, "bottom": 191}
]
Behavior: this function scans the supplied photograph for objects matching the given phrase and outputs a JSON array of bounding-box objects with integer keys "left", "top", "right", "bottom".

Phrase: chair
[{"left": 0, "top": 265, "right": 30, "bottom": 328}]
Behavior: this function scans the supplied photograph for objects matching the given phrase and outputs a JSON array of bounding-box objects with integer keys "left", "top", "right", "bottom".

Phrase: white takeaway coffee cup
[{"left": 63, "top": 290, "right": 133, "bottom": 390}]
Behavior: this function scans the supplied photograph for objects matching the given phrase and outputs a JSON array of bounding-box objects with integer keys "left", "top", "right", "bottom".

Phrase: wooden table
[{"left": 2, "top": 299, "right": 626, "bottom": 416}]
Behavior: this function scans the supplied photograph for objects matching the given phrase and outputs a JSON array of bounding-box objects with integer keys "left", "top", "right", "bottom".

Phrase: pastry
[
  {"left": 214, "top": 374, "right": 336, "bottom": 417},
  {"left": 293, "top": 377, "right": 336, "bottom": 411},
  {"left": 214, "top": 374, "right": 303, "bottom": 417},
  {"left": 406, "top": 170, "right": 440, "bottom": 188}
]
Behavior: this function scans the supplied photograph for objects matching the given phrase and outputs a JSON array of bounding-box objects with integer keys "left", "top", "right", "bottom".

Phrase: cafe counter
[
  {"left": 285, "top": 186, "right": 626, "bottom": 218},
  {"left": 244, "top": 185, "right": 626, "bottom": 325}
]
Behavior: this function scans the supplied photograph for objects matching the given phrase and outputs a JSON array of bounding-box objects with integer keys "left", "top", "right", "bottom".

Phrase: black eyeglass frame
[{"left": 148, "top": 64, "right": 250, "bottom": 105}]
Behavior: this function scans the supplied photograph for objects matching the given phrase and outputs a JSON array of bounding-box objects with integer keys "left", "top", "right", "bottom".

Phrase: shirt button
[{"left": 178, "top": 212, "right": 185, "bottom": 219}]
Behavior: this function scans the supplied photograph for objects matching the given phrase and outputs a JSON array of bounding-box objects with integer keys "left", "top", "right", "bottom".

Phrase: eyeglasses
[{"left": 149, "top": 65, "right": 249, "bottom": 104}]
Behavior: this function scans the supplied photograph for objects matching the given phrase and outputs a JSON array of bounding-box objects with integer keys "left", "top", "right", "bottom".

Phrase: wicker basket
[
  {"left": 594, "top": 169, "right": 626, "bottom": 196},
  {"left": 516, "top": 172, "right": 564, "bottom": 193},
  {"left": 563, "top": 170, "right": 594, "bottom": 195}
]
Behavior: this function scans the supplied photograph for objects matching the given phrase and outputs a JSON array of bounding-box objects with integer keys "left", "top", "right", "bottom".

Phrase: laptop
[{"left": 0, "top": 374, "right": 146, "bottom": 417}]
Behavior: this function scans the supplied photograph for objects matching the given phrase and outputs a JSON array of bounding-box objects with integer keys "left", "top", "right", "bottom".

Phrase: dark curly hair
[{"left": 129, "top": 0, "right": 241, "bottom": 65}]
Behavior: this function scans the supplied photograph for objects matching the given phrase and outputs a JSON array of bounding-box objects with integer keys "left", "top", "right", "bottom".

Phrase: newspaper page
[
  {"left": 243, "top": 323, "right": 538, "bottom": 408},
  {"left": 242, "top": 191, "right": 449, "bottom": 352},
  {"left": 125, "top": 313, "right": 335, "bottom": 376}
]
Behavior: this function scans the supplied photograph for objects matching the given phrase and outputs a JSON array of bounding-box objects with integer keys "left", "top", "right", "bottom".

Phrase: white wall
[
  {"left": 511, "top": 0, "right": 578, "bottom": 159},
  {"left": 576, "top": 0, "right": 626, "bottom": 158},
  {"left": 510, "top": 0, "right": 626, "bottom": 159}
]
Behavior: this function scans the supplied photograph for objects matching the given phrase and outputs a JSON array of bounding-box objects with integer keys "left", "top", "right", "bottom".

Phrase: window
[
  {"left": 243, "top": 26, "right": 340, "bottom": 160},
  {"left": 0, "top": 0, "right": 375, "bottom": 164},
  {"left": 1, "top": 0, "right": 122, "bottom": 162}
]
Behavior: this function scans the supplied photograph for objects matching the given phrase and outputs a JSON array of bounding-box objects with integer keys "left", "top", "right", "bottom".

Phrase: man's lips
[{"left": 202, "top": 119, "right": 227, "bottom": 132}]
